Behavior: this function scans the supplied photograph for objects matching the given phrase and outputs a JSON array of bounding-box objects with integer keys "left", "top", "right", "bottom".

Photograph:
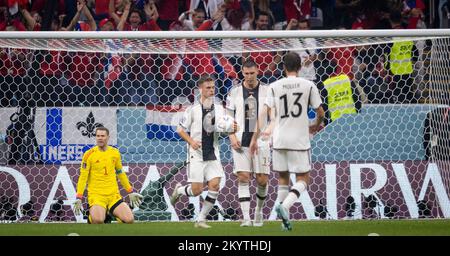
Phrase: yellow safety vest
[
  {"left": 389, "top": 40, "right": 414, "bottom": 75},
  {"left": 323, "top": 74, "right": 357, "bottom": 121}
]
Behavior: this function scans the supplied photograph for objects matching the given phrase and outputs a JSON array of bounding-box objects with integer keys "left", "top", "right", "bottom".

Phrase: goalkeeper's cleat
[
  {"left": 194, "top": 221, "right": 211, "bottom": 229},
  {"left": 276, "top": 204, "right": 292, "bottom": 231},
  {"left": 240, "top": 220, "right": 253, "bottom": 227},
  {"left": 170, "top": 183, "right": 182, "bottom": 206},
  {"left": 253, "top": 210, "right": 264, "bottom": 227}
]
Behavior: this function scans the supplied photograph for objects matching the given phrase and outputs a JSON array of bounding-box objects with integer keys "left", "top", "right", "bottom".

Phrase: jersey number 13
[{"left": 280, "top": 93, "right": 303, "bottom": 119}]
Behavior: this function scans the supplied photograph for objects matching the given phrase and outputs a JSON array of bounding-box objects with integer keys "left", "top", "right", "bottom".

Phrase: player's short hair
[
  {"left": 283, "top": 51, "right": 302, "bottom": 72},
  {"left": 242, "top": 59, "right": 258, "bottom": 69},
  {"left": 197, "top": 75, "right": 215, "bottom": 87},
  {"left": 95, "top": 127, "right": 109, "bottom": 136}
]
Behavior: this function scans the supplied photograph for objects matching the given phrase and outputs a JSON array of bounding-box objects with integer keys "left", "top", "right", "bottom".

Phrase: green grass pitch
[{"left": 1, "top": 219, "right": 450, "bottom": 236}]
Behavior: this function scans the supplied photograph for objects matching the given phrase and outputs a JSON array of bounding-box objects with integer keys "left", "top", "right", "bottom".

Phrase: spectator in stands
[
  {"left": 153, "top": 0, "right": 181, "bottom": 30},
  {"left": 287, "top": 18, "right": 318, "bottom": 82},
  {"left": 92, "top": 0, "right": 111, "bottom": 21},
  {"left": 61, "top": 0, "right": 97, "bottom": 31},
  {"left": 0, "top": 7, "right": 29, "bottom": 107},
  {"left": 334, "top": 0, "right": 360, "bottom": 29},
  {"left": 354, "top": 43, "right": 385, "bottom": 104},
  {"left": 252, "top": 0, "right": 274, "bottom": 29},
  {"left": 316, "top": 59, "right": 361, "bottom": 126},
  {"left": 269, "top": 0, "right": 287, "bottom": 30},
  {"left": 109, "top": 0, "right": 160, "bottom": 106},
  {"left": 316, "top": 0, "right": 335, "bottom": 29},
  {"left": 63, "top": 0, "right": 102, "bottom": 106},
  {"left": 189, "top": 0, "right": 224, "bottom": 22},
  {"left": 402, "top": 0, "right": 426, "bottom": 29},
  {"left": 243, "top": 11, "right": 282, "bottom": 84},
  {"left": 220, "top": 3, "right": 253, "bottom": 80},
  {"left": 284, "top": 0, "right": 312, "bottom": 24},
  {"left": 178, "top": 8, "right": 208, "bottom": 30},
  {"left": 110, "top": 0, "right": 160, "bottom": 31}
]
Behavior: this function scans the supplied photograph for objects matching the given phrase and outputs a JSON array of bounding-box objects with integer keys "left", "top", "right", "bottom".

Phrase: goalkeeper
[{"left": 73, "top": 127, "right": 142, "bottom": 224}]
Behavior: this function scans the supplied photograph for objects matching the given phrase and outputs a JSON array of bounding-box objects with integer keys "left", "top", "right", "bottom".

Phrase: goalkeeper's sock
[
  {"left": 198, "top": 190, "right": 219, "bottom": 222},
  {"left": 282, "top": 181, "right": 307, "bottom": 210},
  {"left": 277, "top": 185, "right": 289, "bottom": 204},
  {"left": 256, "top": 183, "right": 268, "bottom": 210},
  {"left": 178, "top": 184, "right": 194, "bottom": 197},
  {"left": 238, "top": 181, "right": 251, "bottom": 221}
]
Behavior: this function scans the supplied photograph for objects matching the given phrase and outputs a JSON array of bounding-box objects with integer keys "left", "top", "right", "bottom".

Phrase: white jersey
[
  {"left": 178, "top": 101, "right": 228, "bottom": 161},
  {"left": 226, "top": 82, "right": 270, "bottom": 146},
  {"left": 265, "top": 76, "right": 322, "bottom": 150}
]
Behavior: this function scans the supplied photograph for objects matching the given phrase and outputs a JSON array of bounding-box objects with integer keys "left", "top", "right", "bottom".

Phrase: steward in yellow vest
[
  {"left": 318, "top": 73, "right": 361, "bottom": 125},
  {"left": 383, "top": 12, "right": 419, "bottom": 104}
]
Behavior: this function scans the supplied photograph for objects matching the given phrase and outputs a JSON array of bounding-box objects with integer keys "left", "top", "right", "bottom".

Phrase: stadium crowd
[{"left": 0, "top": 0, "right": 447, "bottom": 108}]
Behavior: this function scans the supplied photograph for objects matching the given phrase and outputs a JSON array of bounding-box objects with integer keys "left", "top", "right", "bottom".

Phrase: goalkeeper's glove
[
  {"left": 73, "top": 199, "right": 83, "bottom": 215},
  {"left": 128, "top": 192, "right": 143, "bottom": 208}
]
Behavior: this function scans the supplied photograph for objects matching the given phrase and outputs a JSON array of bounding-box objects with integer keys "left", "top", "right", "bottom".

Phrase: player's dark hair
[
  {"left": 197, "top": 75, "right": 215, "bottom": 87},
  {"left": 242, "top": 59, "right": 258, "bottom": 69},
  {"left": 95, "top": 127, "right": 109, "bottom": 135},
  {"left": 283, "top": 51, "right": 302, "bottom": 72}
]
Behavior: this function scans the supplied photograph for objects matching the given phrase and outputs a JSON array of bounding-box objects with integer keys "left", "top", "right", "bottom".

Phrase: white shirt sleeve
[
  {"left": 265, "top": 86, "right": 275, "bottom": 109},
  {"left": 226, "top": 88, "right": 236, "bottom": 111},
  {"left": 309, "top": 84, "right": 322, "bottom": 109},
  {"left": 178, "top": 106, "right": 193, "bottom": 131}
]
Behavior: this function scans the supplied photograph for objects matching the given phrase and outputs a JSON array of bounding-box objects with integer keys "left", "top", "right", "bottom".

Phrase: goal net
[{"left": 0, "top": 30, "right": 449, "bottom": 223}]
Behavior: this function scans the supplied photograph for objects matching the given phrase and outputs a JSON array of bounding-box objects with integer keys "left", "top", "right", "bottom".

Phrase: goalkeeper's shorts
[{"left": 88, "top": 193, "right": 123, "bottom": 214}]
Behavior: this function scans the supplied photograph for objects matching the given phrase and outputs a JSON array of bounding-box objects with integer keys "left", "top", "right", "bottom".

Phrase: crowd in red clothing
[{"left": 0, "top": 0, "right": 441, "bottom": 107}]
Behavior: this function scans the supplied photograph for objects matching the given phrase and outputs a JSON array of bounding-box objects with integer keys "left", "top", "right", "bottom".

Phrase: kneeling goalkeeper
[{"left": 73, "top": 127, "right": 142, "bottom": 224}]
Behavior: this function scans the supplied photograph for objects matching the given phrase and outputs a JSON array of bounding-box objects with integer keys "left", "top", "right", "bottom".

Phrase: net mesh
[{"left": 0, "top": 33, "right": 449, "bottom": 223}]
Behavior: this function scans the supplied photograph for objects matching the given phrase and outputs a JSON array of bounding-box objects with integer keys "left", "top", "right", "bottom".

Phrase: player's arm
[
  {"left": 115, "top": 151, "right": 143, "bottom": 208},
  {"left": 73, "top": 150, "right": 92, "bottom": 215},
  {"left": 250, "top": 104, "right": 273, "bottom": 155},
  {"left": 177, "top": 107, "right": 201, "bottom": 150},
  {"left": 64, "top": 1, "right": 84, "bottom": 31},
  {"left": 226, "top": 90, "right": 241, "bottom": 150},
  {"left": 310, "top": 84, "right": 325, "bottom": 133},
  {"left": 250, "top": 87, "right": 276, "bottom": 155},
  {"left": 310, "top": 105, "right": 325, "bottom": 133},
  {"left": 76, "top": 151, "right": 92, "bottom": 199},
  {"left": 82, "top": 1, "right": 97, "bottom": 31},
  {"left": 177, "top": 126, "right": 201, "bottom": 150},
  {"left": 115, "top": 152, "right": 132, "bottom": 193}
]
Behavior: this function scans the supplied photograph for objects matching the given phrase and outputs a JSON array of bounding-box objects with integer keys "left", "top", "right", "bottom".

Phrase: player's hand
[
  {"left": 73, "top": 199, "right": 83, "bottom": 215},
  {"left": 128, "top": 192, "right": 143, "bottom": 208},
  {"left": 232, "top": 121, "right": 239, "bottom": 134},
  {"left": 230, "top": 136, "right": 241, "bottom": 151},
  {"left": 260, "top": 129, "right": 271, "bottom": 141},
  {"left": 309, "top": 124, "right": 322, "bottom": 134},
  {"left": 190, "top": 140, "right": 202, "bottom": 150}
]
